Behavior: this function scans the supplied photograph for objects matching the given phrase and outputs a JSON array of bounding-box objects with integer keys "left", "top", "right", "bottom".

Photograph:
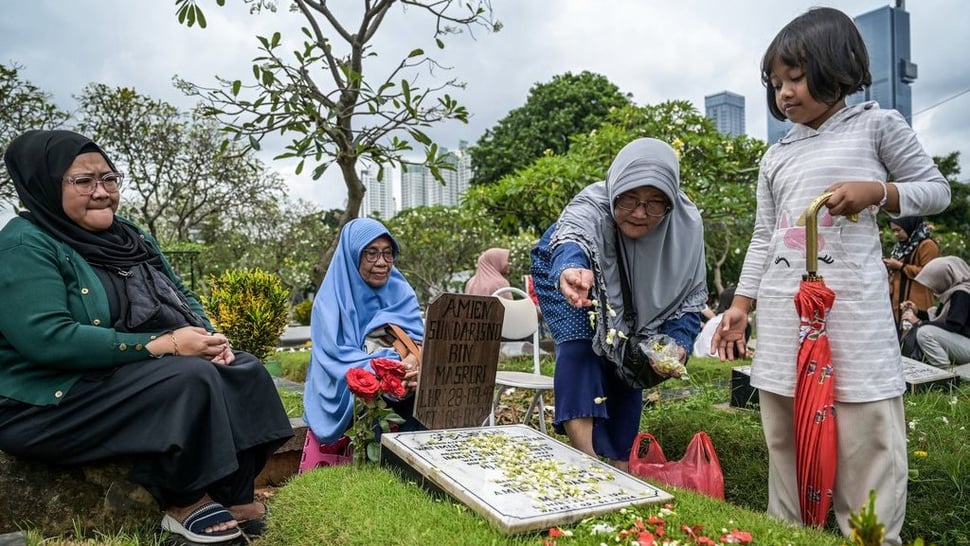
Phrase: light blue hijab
[{"left": 303, "top": 218, "right": 424, "bottom": 444}]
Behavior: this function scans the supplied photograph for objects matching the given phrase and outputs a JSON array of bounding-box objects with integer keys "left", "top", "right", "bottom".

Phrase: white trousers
[
  {"left": 760, "top": 390, "right": 908, "bottom": 546},
  {"left": 916, "top": 324, "right": 970, "bottom": 367}
]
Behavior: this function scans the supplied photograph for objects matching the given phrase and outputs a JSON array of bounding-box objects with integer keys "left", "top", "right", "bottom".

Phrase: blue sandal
[{"left": 161, "top": 501, "right": 242, "bottom": 544}]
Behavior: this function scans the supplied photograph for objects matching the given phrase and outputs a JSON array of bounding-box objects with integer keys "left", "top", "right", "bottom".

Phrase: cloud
[{"left": 2, "top": 0, "right": 967, "bottom": 212}]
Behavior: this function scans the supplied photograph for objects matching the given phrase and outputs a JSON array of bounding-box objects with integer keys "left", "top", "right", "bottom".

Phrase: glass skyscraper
[
  {"left": 767, "top": 2, "right": 916, "bottom": 144},
  {"left": 705, "top": 91, "right": 746, "bottom": 137}
]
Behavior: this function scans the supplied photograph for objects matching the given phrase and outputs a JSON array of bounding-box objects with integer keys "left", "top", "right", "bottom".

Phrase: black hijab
[
  {"left": 889, "top": 216, "right": 931, "bottom": 262},
  {"left": 3, "top": 129, "right": 159, "bottom": 267},
  {"left": 3, "top": 130, "right": 205, "bottom": 332}
]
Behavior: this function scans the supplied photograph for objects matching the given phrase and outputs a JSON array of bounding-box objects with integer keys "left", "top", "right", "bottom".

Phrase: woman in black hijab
[
  {"left": 883, "top": 216, "right": 940, "bottom": 336},
  {"left": 0, "top": 130, "right": 293, "bottom": 543}
]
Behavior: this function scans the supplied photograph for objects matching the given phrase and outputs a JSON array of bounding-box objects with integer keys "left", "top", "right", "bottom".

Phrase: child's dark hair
[{"left": 761, "top": 7, "right": 872, "bottom": 121}]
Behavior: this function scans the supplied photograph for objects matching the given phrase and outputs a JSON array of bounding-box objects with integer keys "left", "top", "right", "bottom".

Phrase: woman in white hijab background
[{"left": 530, "top": 138, "right": 707, "bottom": 470}]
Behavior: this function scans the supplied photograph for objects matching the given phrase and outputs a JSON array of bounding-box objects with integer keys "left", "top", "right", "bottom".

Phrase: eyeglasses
[
  {"left": 65, "top": 173, "right": 124, "bottom": 195},
  {"left": 614, "top": 194, "right": 670, "bottom": 217},
  {"left": 361, "top": 248, "right": 396, "bottom": 264}
]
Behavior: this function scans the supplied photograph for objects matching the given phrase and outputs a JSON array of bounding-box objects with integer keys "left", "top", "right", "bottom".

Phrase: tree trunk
[{"left": 311, "top": 160, "right": 365, "bottom": 287}]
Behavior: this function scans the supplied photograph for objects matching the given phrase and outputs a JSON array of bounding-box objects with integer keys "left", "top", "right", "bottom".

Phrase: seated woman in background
[
  {"left": 302, "top": 218, "right": 425, "bottom": 464},
  {"left": 900, "top": 256, "right": 970, "bottom": 367},
  {"left": 0, "top": 130, "right": 293, "bottom": 544},
  {"left": 465, "top": 247, "right": 512, "bottom": 298},
  {"left": 884, "top": 216, "right": 939, "bottom": 337}
]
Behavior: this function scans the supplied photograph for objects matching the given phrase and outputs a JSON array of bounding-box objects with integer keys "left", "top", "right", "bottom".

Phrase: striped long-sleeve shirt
[{"left": 737, "top": 101, "right": 950, "bottom": 403}]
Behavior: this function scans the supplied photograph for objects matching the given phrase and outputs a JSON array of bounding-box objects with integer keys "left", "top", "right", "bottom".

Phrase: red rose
[
  {"left": 346, "top": 368, "right": 380, "bottom": 401},
  {"left": 371, "top": 357, "right": 406, "bottom": 379},
  {"left": 380, "top": 375, "right": 406, "bottom": 399}
]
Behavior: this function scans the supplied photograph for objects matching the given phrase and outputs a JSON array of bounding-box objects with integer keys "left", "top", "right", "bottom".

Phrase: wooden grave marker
[{"left": 413, "top": 293, "right": 504, "bottom": 429}]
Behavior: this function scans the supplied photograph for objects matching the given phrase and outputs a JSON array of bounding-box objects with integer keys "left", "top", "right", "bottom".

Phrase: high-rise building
[
  {"left": 848, "top": 2, "right": 918, "bottom": 122},
  {"left": 705, "top": 91, "right": 746, "bottom": 137},
  {"left": 399, "top": 141, "right": 473, "bottom": 212},
  {"left": 360, "top": 168, "right": 395, "bottom": 219},
  {"left": 767, "top": 1, "right": 917, "bottom": 143}
]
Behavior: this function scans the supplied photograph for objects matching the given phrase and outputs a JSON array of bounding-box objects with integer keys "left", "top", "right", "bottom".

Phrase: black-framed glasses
[
  {"left": 65, "top": 172, "right": 124, "bottom": 195},
  {"left": 361, "top": 248, "right": 396, "bottom": 264},
  {"left": 614, "top": 194, "right": 670, "bottom": 217}
]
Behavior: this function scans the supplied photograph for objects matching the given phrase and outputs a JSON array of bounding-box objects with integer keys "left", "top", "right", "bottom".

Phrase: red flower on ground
[
  {"left": 548, "top": 528, "right": 565, "bottom": 538},
  {"left": 636, "top": 530, "right": 656, "bottom": 545},
  {"left": 682, "top": 524, "right": 704, "bottom": 540},
  {"left": 346, "top": 368, "right": 380, "bottom": 401},
  {"left": 371, "top": 357, "right": 406, "bottom": 379},
  {"left": 720, "top": 529, "right": 753, "bottom": 544}
]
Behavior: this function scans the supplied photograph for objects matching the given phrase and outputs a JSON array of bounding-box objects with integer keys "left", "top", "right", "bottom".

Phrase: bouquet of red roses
[{"left": 344, "top": 357, "right": 409, "bottom": 465}]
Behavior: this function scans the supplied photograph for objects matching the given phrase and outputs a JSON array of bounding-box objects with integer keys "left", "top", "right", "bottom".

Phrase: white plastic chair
[{"left": 486, "top": 286, "right": 554, "bottom": 433}]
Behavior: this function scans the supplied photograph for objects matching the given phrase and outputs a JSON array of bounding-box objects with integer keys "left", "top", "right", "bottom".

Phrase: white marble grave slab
[
  {"left": 902, "top": 356, "right": 959, "bottom": 391},
  {"left": 380, "top": 424, "right": 673, "bottom": 534},
  {"left": 953, "top": 363, "right": 970, "bottom": 382}
]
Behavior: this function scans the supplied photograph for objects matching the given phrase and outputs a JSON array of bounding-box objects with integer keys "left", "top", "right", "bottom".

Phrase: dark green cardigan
[{"left": 0, "top": 216, "right": 213, "bottom": 406}]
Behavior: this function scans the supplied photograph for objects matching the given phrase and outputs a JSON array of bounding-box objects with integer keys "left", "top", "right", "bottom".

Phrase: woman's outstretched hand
[{"left": 559, "top": 267, "right": 595, "bottom": 308}]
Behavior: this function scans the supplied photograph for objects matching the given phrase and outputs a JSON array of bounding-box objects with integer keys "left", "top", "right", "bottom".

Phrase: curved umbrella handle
[
  {"left": 800, "top": 193, "right": 861, "bottom": 280},
  {"left": 803, "top": 192, "right": 832, "bottom": 280}
]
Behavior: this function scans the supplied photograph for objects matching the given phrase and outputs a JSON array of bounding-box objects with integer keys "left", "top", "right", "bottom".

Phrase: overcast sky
[{"left": 2, "top": 0, "right": 968, "bottom": 214}]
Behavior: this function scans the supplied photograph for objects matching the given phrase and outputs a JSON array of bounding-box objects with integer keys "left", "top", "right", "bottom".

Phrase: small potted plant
[{"left": 203, "top": 268, "right": 290, "bottom": 374}]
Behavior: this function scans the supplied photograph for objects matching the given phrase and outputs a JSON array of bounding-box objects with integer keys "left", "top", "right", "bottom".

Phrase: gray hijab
[
  {"left": 551, "top": 138, "right": 708, "bottom": 364},
  {"left": 915, "top": 256, "right": 970, "bottom": 321}
]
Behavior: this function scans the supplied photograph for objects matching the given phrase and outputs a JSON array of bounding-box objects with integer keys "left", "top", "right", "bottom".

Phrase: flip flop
[
  {"left": 238, "top": 502, "right": 269, "bottom": 537},
  {"left": 161, "top": 501, "right": 242, "bottom": 544}
]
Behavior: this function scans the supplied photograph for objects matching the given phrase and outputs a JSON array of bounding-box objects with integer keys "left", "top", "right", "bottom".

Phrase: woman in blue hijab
[{"left": 303, "top": 219, "right": 425, "bottom": 449}]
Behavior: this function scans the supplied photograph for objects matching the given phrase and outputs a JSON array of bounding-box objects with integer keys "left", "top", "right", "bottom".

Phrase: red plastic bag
[{"left": 628, "top": 431, "right": 725, "bottom": 499}]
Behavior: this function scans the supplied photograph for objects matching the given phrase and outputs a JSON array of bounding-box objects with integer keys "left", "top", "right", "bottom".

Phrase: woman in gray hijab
[
  {"left": 903, "top": 256, "right": 970, "bottom": 367},
  {"left": 530, "top": 138, "right": 707, "bottom": 469}
]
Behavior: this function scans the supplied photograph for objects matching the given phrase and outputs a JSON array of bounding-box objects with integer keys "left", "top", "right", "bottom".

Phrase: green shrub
[
  {"left": 202, "top": 268, "right": 290, "bottom": 361},
  {"left": 292, "top": 298, "right": 313, "bottom": 326}
]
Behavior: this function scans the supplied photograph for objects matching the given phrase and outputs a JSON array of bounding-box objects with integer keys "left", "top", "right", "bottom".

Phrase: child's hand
[
  {"left": 824, "top": 181, "right": 886, "bottom": 216},
  {"left": 712, "top": 307, "right": 749, "bottom": 362}
]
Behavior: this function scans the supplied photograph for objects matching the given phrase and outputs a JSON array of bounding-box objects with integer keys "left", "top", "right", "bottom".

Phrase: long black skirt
[{"left": 0, "top": 352, "right": 293, "bottom": 508}]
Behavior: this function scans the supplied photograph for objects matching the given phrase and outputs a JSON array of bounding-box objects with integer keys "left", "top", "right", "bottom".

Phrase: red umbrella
[{"left": 792, "top": 193, "right": 840, "bottom": 527}]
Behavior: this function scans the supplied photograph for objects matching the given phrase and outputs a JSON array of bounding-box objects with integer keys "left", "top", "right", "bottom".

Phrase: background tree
[
  {"left": 386, "top": 204, "right": 502, "bottom": 305},
  {"left": 882, "top": 151, "right": 969, "bottom": 262},
  {"left": 0, "top": 63, "right": 70, "bottom": 208},
  {"left": 73, "top": 84, "right": 284, "bottom": 243},
  {"left": 469, "top": 71, "right": 631, "bottom": 186},
  {"left": 174, "top": 0, "right": 500, "bottom": 286}
]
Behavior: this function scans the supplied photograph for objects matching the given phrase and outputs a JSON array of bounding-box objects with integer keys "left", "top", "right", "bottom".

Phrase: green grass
[
  {"left": 270, "top": 349, "right": 970, "bottom": 544},
  {"left": 274, "top": 347, "right": 311, "bottom": 382},
  {"left": 25, "top": 352, "right": 968, "bottom": 545},
  {"left": 259, "top": 464, "right": 848, "bottom": 546}
]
